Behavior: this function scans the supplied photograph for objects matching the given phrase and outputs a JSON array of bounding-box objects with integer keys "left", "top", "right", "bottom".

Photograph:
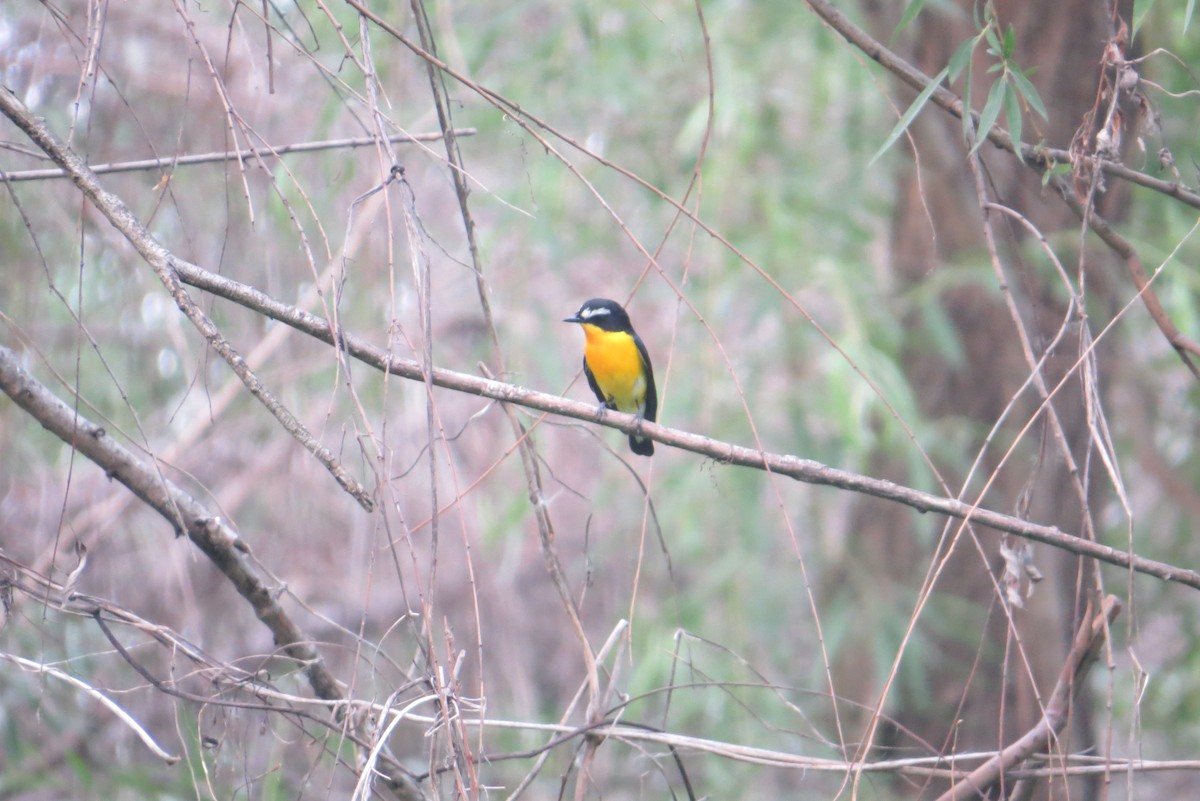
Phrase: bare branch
[
  {"left": 802, "top": 0, "right": 1200, "bottom": 374},
  {"left": 0, "top": 651, "right": 180, "bottom": 764},
  {"left": 0, "top": 131, "right": 475, "bottom": 182},
  {"left": 0, "top": 85, "right": 376, "bottom": 512},
  {"left": 0, "top": 346, "right": 425, "bottom": 801},
  {"left": 936, "top": 595, "right": 1123, "bottom": 801}
]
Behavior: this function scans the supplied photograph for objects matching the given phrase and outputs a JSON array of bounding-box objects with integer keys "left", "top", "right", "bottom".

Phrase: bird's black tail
[{"left": 629, "top": 433, "right": 654, "bottom": 457}]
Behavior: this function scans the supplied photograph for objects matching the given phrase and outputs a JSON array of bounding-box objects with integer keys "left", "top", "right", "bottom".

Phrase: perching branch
[
  {"left": 151, "top": 263, "right": 1200, "bottom": 591},
  {"left": 1, "top": 67, "right": 1193, "bottom": 591}
]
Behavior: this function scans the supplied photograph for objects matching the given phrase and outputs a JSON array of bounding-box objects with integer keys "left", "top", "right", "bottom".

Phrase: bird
[{"left": 563, "top": 298, "right": 658, "bottom": 456}]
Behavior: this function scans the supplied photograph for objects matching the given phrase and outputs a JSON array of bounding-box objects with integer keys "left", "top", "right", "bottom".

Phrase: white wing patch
[{"left": 632, "top": 374, "right": 647, "bottom": 416}]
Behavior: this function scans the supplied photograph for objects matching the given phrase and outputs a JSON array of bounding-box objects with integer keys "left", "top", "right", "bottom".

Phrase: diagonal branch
[
  {"left": 0, "top": 345, "right": 425, "bottom": 801},
  {"left": 1060, "top": 192, "right": 1200, "bottom": 378},
  {"left": 801, "top": 0, "right": 1200, "bottom": 372},
  {"left": 936, "top": 595, "right": 1122, "bottom": 801},
  {"left": 0, "top": 84, "right": 375, "bottom": 512},
  {"left": 1, "top": 651, "right": 179, "bottom": 763}
]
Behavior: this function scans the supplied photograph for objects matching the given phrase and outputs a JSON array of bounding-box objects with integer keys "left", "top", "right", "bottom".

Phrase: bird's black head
[{"left": 562, "top": 298, "right": 633, "bottom": 332}]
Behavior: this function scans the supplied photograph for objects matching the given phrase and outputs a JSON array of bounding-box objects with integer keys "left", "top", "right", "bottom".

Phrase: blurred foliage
[{"left": 2, "top": 0, "right": 1200, "bottom": 798}]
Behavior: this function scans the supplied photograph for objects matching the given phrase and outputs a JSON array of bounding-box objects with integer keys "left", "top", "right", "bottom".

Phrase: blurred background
[{"left": 3, "top": 1, "right": 1200, "bottom": 798}]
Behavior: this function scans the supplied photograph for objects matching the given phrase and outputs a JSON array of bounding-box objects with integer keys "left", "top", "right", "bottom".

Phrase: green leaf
[
  {"left": 971, "top": 77, "right": 1007, "bottom": 154},
  {"left": 1003, "top": 23, "right": 1016, "bottom": 59},
  {"left": 870, "top": 65, "right": 950, "bottom": 164},
  {"left": 1040, "top": 160, "right": 1070, "bottom": 187},
  {"left": 1132, "top": 0, "right": 1157, "bottom": 37},
  {"left": 948, "top": 37, "right": 976, "bottom": 82},
  {"left": 1187, "top": 0, "right": 1196, "bottom": 32},
  {"left": 1009, "top": 68, "right": 1048, "bottom": 120},
  {"left": 983, "top": 0, "right": 997, "bottom": 22},
  {"left": 948, "top": 36, "right": 979, "bottom": 144},
  {"left": 1004, "top": 80, "right": 1024, "bottom": 159},
  {"left": 961, "top": 59, "right": 974, "bottom": 142},
  {"left": 984, "top": 25, "right": 1002, "bottom": 54},
  {"left": 895, "top": 0, "right": 928, "bottom": 35}
]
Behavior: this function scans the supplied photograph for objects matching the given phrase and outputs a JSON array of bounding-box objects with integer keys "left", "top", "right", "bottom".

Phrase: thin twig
[
  {"left": 395, "top": 0, "right": 606, "bottom": 765},
  {"left": 0, "top": 131, "right": 475, "bottom": 182},
  {"left": 802, "top": 0, "right": 1200, "bottom": 377},
  {"left": 1061, "top": 185, "right": 1200, "bottom": 374},
  {"left": 4, "top": 565, "right": 1186, "bottom": 786},
  {"left": 1, "top": 651, "right": 180, "bottom": 763},
  {"left": 0, "top": 346, "right": 425, "bottom": 801},
  {"left": 0, "top": 84, "right": 375, "bottom": 512}
]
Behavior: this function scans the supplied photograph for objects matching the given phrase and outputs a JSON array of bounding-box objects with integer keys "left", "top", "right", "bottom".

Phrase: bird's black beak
[{"left": 563, "top": 314, "right": 582, "bottom": 324}]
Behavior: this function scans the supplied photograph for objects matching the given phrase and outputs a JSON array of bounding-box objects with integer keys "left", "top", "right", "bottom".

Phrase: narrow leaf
[
  {"left": 871, "top": 66, "right": 950, "bottom": 164},
  {"left": 1132, "top": 0, "right": 1157, "bottom": 37},
  {"left": 1010, "top": 68, "right": 1048, "bottom": 120},
  {"left": 1187, "top": 0, "right": 1196, "bottom": 32},
  {"left": 971, "top": 77, "right": 1006, "bottom": 154},
  {"left": 961, "top": 60, "right": 974, "bottom": 142},
  {"left": 948, "top": 37, "right": 976, "bottom": 82},
  {"left": 1004, "top": 81, "right": 1024, "bottom": 159},
  {"left": 1003, "top": 23, "right": 1016, "bottom": 59},
  {"left": 984, "top": 25, "right": 1002, "bottom": 53},
  {"left": 895, "top": 0, "right": 928, "bottom": 35}
]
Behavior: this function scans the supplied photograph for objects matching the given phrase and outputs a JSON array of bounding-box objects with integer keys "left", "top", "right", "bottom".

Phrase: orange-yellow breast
[{"left": 582, "top": 324, "right": 647, "bottom": 413}]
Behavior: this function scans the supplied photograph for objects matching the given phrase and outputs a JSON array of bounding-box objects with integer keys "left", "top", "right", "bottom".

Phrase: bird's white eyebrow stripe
[{"left": 581, "top": 306, "right": 611, "bottom": 319}]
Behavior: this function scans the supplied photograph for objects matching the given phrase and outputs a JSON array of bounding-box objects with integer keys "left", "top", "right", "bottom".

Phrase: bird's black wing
[
  {"left": 634, "top": 333, "right": 657, "bottom": 424},
  {"left": 626, "top": 333, "right": 657, "bottom": 456}
]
